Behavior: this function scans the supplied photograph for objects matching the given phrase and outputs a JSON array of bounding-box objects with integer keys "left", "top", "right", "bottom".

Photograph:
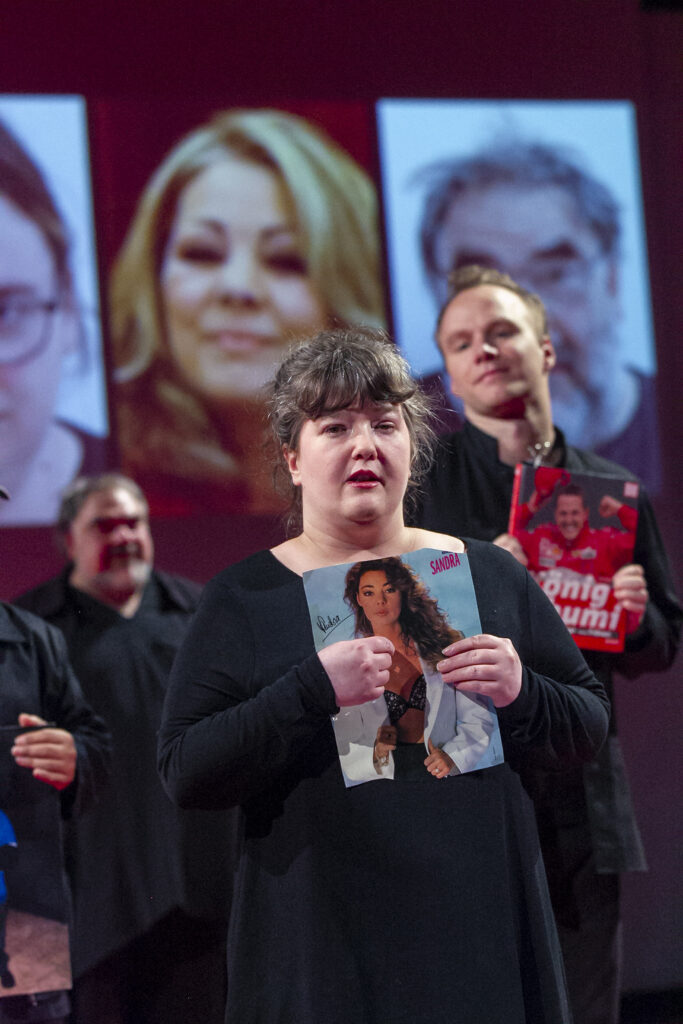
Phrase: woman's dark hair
[
  {"left": 344, "top": 556, "right": 463, "bottom": 668},
  {"left": 267, "top": 326, "right": 436, "bottom": 532}
]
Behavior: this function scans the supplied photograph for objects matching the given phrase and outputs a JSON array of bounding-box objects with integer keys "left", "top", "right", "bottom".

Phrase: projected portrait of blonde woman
[{"left": 111, "top": 108, "right": 385, "bottom": 516}]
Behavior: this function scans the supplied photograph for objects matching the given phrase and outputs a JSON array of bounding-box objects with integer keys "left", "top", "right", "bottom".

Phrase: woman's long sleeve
[{"left": 158, "top": 573, "right": 338, "bottom": 809}]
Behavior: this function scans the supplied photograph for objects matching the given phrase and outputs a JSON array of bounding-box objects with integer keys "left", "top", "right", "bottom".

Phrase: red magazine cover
[{"left": 509, "top": 464, "right": 640, "bottom": 652}]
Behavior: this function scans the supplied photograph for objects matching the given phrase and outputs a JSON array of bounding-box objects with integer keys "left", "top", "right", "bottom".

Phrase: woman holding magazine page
[{"left": 158, "top": 327, "right": 609, "bottom": 1024}]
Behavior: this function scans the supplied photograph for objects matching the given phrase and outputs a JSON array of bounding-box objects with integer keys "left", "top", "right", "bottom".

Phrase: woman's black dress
[{"left": 158, "top": 541, "right": 609, "bottom": 1024}]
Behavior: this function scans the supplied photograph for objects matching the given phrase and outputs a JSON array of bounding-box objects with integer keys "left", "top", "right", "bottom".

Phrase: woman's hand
[
  {"left": 11, "top": 713, "right": 77, "bottom": 790},
  {"left": 613, "top": 563, "right": 648, "bottom": 632},
  {"left": 436, "top": 634, "right": 522, "bottom": 708},
  {"left": 373, "top": 724, "right": 397, "bottom": 772},
  {"left": 425, "top": 737, "right": 457, "bottom": 778},
  {"left": 319, "top": 636, "right": 394, "bottom": 707}
]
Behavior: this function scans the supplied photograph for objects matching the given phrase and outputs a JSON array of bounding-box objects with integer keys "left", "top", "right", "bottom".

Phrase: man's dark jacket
[
  {"left": 0, "top": 602, "right": 111, "bottom": 1021},
  {"left": 415, "top": 421, "right": 681, "bottom": 877},
  {"left": 14, "top": 569, "right": 235, "bottom": 978}
]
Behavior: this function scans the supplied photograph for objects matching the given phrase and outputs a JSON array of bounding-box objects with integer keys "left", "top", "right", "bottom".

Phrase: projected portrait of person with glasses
[{"left": 0, "top": 114, "right": 107, "bottom": 526}]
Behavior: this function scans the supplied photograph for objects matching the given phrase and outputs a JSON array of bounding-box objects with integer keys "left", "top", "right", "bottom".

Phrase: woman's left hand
[
  {"left": 436, "top": 634, "right": 522, "bottom": 708},
  {"left": 425, "top": 737, "right": 456, "bottom": 778}
]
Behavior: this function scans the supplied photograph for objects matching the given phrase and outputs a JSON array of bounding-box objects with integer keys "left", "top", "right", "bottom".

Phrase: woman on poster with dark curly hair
[{"left": 342, "top": 556, "right": 498, "bottom": 780}]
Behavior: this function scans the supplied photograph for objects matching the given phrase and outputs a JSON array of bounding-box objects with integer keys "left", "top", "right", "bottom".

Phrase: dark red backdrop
[{"left": 1, "top": 0, "right": 681, "bottom": 997}]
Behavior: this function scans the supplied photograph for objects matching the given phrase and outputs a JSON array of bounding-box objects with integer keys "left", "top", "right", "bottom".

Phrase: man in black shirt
[
  {"left": 415, "top": 266, "right": 681, "bottom": 1024},
  {"left": 15, "top": 474, "right": 234, "bottom": 1024}
]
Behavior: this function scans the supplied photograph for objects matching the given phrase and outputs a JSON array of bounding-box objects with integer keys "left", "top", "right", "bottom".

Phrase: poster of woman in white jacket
[{"left": 303, "top": 550, "right": 504, "bottom": 787}]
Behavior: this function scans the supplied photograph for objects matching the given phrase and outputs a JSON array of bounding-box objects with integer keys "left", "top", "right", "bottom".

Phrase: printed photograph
[
  {"left": 509, "top": 464, "right": 639, "bottom": 650},
  {"left": 304, "top": 548, "right": 504, "bottom": 787}
]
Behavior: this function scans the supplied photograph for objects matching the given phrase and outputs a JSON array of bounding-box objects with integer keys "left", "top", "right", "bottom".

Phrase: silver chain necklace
[{"left": 526, "top": 438, "right": 554, "bottom": 467}]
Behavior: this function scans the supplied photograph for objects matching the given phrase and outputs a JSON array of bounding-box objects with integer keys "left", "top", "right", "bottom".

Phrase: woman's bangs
[{"left": 299, "top": 348, "right": 414, "bottom": 420}]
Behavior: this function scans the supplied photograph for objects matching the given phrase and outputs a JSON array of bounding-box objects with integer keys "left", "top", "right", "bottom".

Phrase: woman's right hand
[{"left": 318, "top": 637, "right": 394, "bottom": 707}]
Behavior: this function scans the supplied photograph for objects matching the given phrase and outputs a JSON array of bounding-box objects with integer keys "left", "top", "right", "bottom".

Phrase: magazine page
[
  {"left": 0, "top": 726, "right": 71, "bottom": 998},
  {"left": 303, "top": 548, "right": 504, "bottom": 788},
  {"left": 509, "top": 464, "right": 640, "bottom": 651}
]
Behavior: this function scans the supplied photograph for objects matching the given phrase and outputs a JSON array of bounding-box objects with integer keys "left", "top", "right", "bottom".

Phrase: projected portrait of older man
[{"left": 417, "top": 140, "right": 660, "bottom": 491}]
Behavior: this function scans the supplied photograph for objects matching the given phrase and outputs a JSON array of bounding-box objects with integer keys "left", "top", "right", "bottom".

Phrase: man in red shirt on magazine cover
[{"left": 514, "top": 471, "right": 637, "bottom": 581}]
